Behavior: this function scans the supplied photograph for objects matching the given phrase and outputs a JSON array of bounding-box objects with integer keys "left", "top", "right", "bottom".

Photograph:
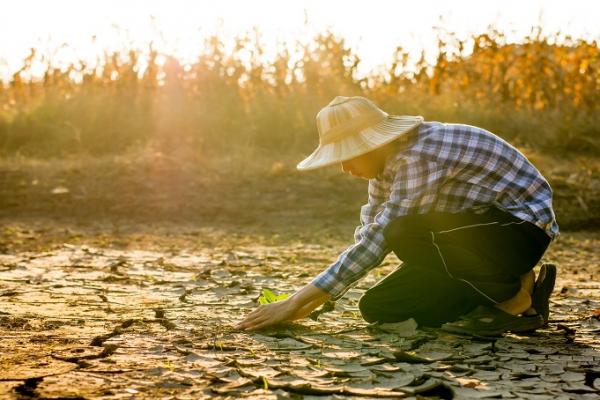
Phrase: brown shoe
[{"left": 441, "top": 305, "right": 544, "bottom": 337}]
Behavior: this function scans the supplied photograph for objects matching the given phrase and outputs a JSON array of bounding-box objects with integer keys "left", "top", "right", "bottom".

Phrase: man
[{"left": 237, "top": 96, "right": 557, "bottom": 337}]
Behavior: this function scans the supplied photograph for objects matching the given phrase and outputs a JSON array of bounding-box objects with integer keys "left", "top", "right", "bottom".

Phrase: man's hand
[
  {"left": 235, "top": 298, "right": 299, "bottom": 331},
  {"left": 235, "top": 284, "right": 331, "bottom": 331}
]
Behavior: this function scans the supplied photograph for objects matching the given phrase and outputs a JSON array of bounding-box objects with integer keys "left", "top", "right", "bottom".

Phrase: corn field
[{"left": 0, "top": 27, "right": 598, "bottom": 157}]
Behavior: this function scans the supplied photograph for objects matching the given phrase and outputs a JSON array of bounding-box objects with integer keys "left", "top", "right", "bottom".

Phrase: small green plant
[
  {"left": 258, "top": 289, "right": 289, "bottom": 305},
  {"left": 164, "top": 360, "right": 175, "bottom": 371}
]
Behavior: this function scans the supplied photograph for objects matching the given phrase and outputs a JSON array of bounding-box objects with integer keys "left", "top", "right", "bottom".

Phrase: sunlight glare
[{"left": 0, "top": 0, "right": 599, "bottom": 82}]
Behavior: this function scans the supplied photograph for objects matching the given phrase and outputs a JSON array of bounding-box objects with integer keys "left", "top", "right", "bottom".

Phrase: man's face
[{"left": 341, "top": 149, "right": 386, "bottom": 180}]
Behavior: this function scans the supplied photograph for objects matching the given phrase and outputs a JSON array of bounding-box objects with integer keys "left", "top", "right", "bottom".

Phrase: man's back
[{"left": 377, "top": 122, "right": 559, "bottom": 238}]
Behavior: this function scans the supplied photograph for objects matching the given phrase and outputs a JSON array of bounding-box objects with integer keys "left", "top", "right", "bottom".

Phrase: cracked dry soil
[{"left": 0, "top": 231, "right": 599, "bottom": 399}]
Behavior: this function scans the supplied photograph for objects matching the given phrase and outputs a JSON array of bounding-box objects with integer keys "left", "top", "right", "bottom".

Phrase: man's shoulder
[
  {"left": 420, "top": 122, "right": 490, "bottom": 137},
  {"left": 382, "top": 122, "right": 511, "bottom": 176},
  {"left": 419, "top": 122, "right": 511, "bottom": 149}
]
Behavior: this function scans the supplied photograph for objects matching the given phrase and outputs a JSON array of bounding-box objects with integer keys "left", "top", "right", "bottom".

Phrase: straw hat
[{"left": 297, "top": 96, "right": 423, "bottom": 171}]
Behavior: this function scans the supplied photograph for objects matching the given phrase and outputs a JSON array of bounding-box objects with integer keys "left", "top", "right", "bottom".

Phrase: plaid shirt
[{"left": 312, "top": 122, "right": 559, "bottom": 299}]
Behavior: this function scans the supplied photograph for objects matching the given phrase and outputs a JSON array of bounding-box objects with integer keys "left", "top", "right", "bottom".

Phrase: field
[
  {"left": 1, "top": 25, "right": 599, "bottom": 398},
  {"left": 0, "top": 153, "right": 599, "bottom": 399},
  {"left": 1, "top": 28, "right": 598, "bottom": 158},
  {"left": 0, "top": 228, "right": 598, "bottom": 399}
]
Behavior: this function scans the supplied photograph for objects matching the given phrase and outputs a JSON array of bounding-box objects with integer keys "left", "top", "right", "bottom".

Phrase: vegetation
[{"left": 0, "top": 27, "right": 598, "bottom": 158}]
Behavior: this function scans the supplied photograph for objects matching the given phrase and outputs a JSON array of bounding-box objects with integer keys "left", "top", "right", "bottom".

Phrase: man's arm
[
  {"left": 235, "top": 283, "right": 330, "bottom": 331},
  {"left": 237, "top": 157, "right": 446, "bottom": 330},
  {"left": 311, "top": 156, "right": 447, "bottom": 299},
  {"left": 236, "top": 174, "right": 388, "bottom": 331}
]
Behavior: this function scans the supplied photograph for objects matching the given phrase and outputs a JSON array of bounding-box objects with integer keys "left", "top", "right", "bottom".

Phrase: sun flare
[{"left": 1, "top": 0, "right": 598, "bottom": 82}]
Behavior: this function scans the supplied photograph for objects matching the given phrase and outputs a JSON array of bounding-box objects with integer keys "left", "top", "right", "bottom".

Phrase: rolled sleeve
[{"left": 311, "top": 227, "right": 388, "bottom": 300}]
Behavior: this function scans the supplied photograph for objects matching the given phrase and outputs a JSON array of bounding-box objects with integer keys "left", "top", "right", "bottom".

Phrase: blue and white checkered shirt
[{"left": 312, "top": 122, "right": 559, "bottom": 299}]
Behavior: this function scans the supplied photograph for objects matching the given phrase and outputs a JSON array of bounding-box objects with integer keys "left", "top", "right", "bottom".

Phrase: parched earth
[{"left": 0, "top": 229, "right": 599, "bottom": 399}]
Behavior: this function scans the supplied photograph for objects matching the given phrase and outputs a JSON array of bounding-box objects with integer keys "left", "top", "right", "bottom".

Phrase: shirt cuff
[{"left": 310, "top": 268, "right": 351, "bottom": 301}]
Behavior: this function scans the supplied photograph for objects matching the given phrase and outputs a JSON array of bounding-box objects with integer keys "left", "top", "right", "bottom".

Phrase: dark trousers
[{"left": 358, "top": 208, "right": 551, "bottom": 327}]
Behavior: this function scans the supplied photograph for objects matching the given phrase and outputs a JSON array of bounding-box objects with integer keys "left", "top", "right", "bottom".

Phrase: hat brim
[{"left": 296, "top": 115, "right": 423, "bottom": 171}]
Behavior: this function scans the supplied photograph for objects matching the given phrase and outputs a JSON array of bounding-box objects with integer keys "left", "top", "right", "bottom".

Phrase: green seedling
[{"left": 258, "top": 289, "right": 289, "bottom": 305}]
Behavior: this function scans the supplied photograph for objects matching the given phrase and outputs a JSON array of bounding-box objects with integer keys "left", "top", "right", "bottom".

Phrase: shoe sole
[
  {"left": 441, "top": 315, "right": 544, "bottom": 337},
  {"left": 440, "top": 306, "right": 544, "bottom": 337},
  {"left": 531, "top": 263, "right": 557, "bottom": 325}
]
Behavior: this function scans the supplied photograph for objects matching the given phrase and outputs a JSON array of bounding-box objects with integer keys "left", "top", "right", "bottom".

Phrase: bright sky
[{"left": 1, "top": 0, "right": 598, "bottom": 81}]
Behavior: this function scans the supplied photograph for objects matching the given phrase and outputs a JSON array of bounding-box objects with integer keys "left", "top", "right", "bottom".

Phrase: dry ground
[
  {"left": 0, "top": 153, "right": 599, "bottom": 399},
  {"left": 0, "top": 225, "right": 598, "bottom": 399}
]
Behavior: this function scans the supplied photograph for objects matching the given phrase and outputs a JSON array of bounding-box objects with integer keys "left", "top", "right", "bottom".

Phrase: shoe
[
  {"left": 531, "top": 263, "right": 557, "bottom": 325},
  {"left": 441, "top": 305, "right": 544, "bottom": 337}
]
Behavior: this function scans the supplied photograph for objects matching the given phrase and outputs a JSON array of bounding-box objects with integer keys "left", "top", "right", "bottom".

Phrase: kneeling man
[{"left": 237, "top": 96, "right": 558, "bottom": 337}]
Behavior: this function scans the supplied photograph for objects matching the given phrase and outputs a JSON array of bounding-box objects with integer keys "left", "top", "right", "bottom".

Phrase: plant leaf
[{"left": 258, "top": 289, "right": 289, "bottom": 304}]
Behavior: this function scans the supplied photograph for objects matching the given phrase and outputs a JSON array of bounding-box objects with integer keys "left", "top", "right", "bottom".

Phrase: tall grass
[{"left": 0, "top": 27, "right": 598, "bottom": 158}]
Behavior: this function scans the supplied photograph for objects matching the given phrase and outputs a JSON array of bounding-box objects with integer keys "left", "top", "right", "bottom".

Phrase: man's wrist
[
  {"left": 288, "top": 294, "right": 306, "bottom": 309},
  {"left": 290, "top": 283, "right": 330, "bottom": 308}
]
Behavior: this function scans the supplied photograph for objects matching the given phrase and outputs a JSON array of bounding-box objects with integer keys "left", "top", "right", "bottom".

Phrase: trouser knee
[
  {"left": 383, "top": 217, "right": 428, "bottom": 246},
  {"left": 358, "top": 292, "right": 379, "bottom": 323},
  {"left": 383, "top": 218, "right": 407, "bottom": 244}
]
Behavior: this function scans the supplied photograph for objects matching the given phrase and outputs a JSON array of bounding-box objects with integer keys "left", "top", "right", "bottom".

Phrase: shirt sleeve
[
  {"left": 311, "top": 156, "right": 446, "bottom": 300},
  {"left": 353, "top": 176, "right": 389, "bottom": 242}
]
